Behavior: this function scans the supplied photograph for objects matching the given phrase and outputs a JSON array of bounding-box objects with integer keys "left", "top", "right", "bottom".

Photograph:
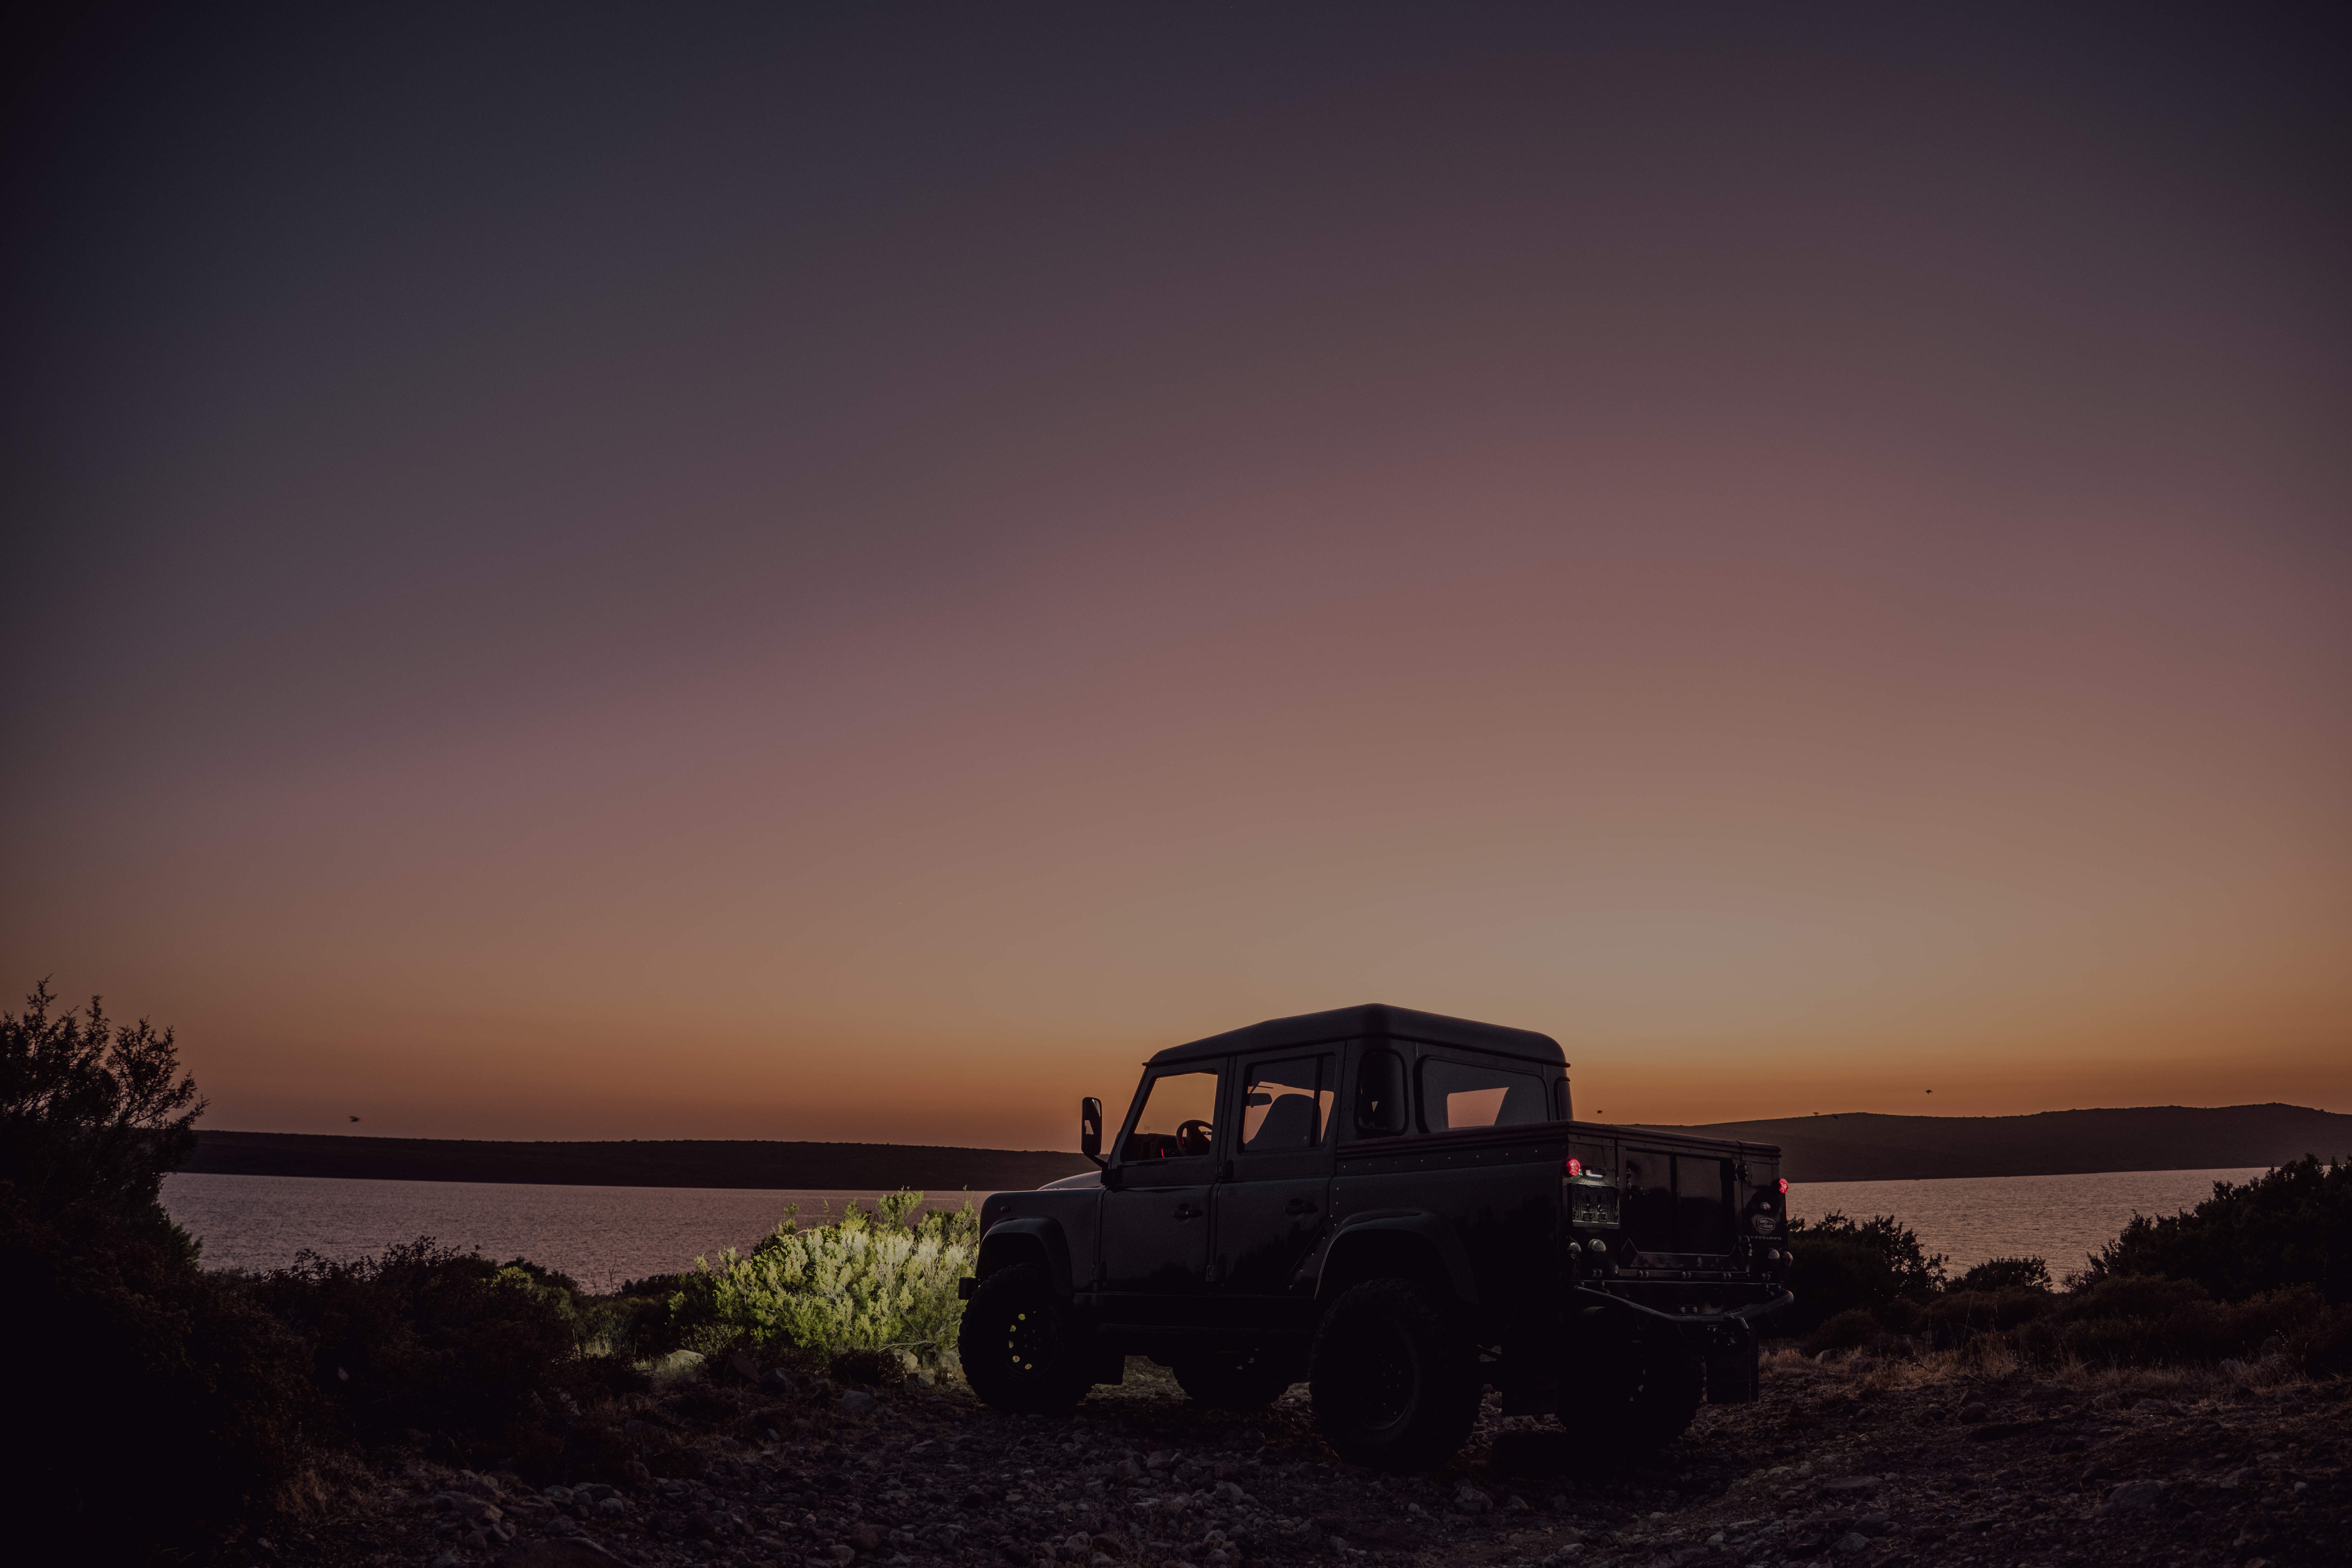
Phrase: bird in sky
[{"left": 349, "top": 1115, "right": 361, "bottom": 1122}]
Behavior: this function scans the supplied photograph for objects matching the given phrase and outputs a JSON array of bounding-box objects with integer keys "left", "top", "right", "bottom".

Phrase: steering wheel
[{"left": 1176, "top": 1118, "right": 1215, "bottom": 1156}]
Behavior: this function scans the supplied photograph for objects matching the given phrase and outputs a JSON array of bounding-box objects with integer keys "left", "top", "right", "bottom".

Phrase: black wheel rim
[
  {"left": 1341, "top": 1317, "right": 1420, "bottom": 1433},
  {"left": 997, "top": 1301, "right": 1060, "bottom": 1382}
]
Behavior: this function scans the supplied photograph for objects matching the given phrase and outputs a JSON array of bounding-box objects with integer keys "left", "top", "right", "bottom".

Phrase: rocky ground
[{"left": 273, "top": 1348, "right": 2346, "bottom": 1568}]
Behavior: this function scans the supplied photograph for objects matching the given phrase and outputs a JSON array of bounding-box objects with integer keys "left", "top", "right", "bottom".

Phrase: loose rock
[{"left": 2100, "top": 1479, "right": 2166, "bottom": 1514}]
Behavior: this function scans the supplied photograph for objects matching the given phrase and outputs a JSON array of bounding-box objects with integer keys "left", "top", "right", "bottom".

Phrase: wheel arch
[
  {"left": 1316, "top": 1212, "right": 1479, "bottom": 1310},
  {"left": 976, "top": 1217, "right": 1074, "bottom": 1300}
]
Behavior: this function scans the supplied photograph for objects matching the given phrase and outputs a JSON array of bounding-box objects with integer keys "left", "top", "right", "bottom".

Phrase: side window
[
  {"left": 1419, "top": 1056, "right": 1546, "bottom": 1131},
  {"left": 1120, "top": 1069, "right": 1220, "bottom": 1161},
  {"left": 1354, "top": 1050, "right": 1407, "bottom": 1136},
  {"left": 1239, "top": 1056, "right": 1332, "bottom": 1155}
]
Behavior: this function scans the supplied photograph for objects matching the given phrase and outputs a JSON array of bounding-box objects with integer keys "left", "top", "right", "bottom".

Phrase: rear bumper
[{"left": 1572, "top": 1283, "right": 1794, "bottom": 1322}]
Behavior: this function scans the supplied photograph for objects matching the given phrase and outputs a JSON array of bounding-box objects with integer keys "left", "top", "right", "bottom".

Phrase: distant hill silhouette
[
  {"left": 1638, "top": 1103, "right": 2352, "bottom": 1183},
  {"left": 183, "top": 1104, "right": 2350, "bottom": 1190},
  {"left": 182, "top": 1131, "right": 1094, "bottom": 1193}
]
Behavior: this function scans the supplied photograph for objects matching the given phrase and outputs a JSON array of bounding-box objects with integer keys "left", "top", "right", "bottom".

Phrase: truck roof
[{"left": 1145, "top": 1002, "right": 1565, "bottom": 1067}]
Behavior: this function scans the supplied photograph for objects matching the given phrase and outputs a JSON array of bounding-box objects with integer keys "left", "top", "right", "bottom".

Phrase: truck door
[
  {"left": 1098, "top": 1063, "right": 1225, "bottom": 1312},
  {"left": 1678, "top": 1155, "right": 1734, "bottom": 1257},
  {"left": 1624, "top": 1147, "right": 1735, "bottom": 1260},
  {"left": 1210, "top": 1053, "right": 1334, "bottom": 1319},
  {"left": 1623, "top": 1147, "right": 1677, "bottom": 1255}
]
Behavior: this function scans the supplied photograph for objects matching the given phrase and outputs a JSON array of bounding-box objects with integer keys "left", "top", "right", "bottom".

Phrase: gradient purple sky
[{"left": 5, "top": 7, "right": 2347, "bottom": 1147}]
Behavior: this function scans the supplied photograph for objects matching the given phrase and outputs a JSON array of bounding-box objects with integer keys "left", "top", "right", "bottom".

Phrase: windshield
[{"left": 1122, "top": 1069, "right": 1219, "bottom": 1160}]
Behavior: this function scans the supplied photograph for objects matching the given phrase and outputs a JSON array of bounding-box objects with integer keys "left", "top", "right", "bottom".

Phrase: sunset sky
[{"left": 5, "top": 8, "right": 2347, "bottom": 1149}]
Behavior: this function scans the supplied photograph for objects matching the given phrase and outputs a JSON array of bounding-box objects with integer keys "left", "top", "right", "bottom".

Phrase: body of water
[
  {"left": 1791, "top": 1167, "right": 2265, "bottom": 1276},
  {"left": 163, "top": 1173, "right": 967, "bottom": 1292},
  {"left": 165, "top": 1164, "right": 2266, "bottom": 1292}
]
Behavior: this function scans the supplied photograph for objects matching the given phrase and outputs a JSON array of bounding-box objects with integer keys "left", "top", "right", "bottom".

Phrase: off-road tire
[
  {"left": 1172, "top": 1351, "right": 1296, "bottom": 1412},
  {"left": 1306, "top": 1277, "right": 1482, "bottom": 1471},
  {"left": 958, "top": 1263, "right": 1092, "bottom": 1414}
]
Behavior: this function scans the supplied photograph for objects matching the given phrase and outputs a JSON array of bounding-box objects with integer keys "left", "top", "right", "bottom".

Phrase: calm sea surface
[
  {"left": 165, "top": 1165, "right": 2269, "bottom": 1291},
  {"left": 1790, "top": 1167, "right": 2267, "bottom": 1276},
  {"left": 162, "top": 1174, "right": 970, "bottom": 1292}
]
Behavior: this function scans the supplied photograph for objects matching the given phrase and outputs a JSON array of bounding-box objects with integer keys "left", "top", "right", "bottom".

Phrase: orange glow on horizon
[{"left": 5, "top": 11, "right": 2345, "bottom": 1147}]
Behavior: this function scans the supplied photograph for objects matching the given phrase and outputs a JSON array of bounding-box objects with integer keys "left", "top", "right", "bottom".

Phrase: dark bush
[
  {"left": 0, "top": 981, "right": 202, "bottom": 1251},
  {"left": 1952, "top": 1255, "right": 2052, "bottom": 1293},
  {"left": 2290, "top": 1304, "right": 2352, "bottom": 1377},
  {"left": 1874, "top": 1296, "right": 1928, "bottom": 1334},
  {"left": 1945, "top": 1275, "right": 2329, "bottom": 1370},
  {"left": 581, "top": 1277, "right": 685, "bottom": 1361},
  {"left": 2089, "top": 1156, "right": 2350, "bottom": 1303},
  {"left": 1926, "top": 1286, "right": 2057, "bottom": 1339},
  {"left": 250, "top": 1239, "right": 585, "bottom": 1451},
  {"left": 1779, "top": 1211, "right": 1945, "bottom": 1336},
  {"left": 0, "top": 1190, "right": 311, "bottom": 1559},
  {"left": 0, "top": 983, "right": 315, "bottom": 1559},
  {"left": 1805, "top": 1307, "right": 1883, "bottom": 1355},
  {"left": 2055, "top": 1280, "right": 2322, "bottom": 1367}
]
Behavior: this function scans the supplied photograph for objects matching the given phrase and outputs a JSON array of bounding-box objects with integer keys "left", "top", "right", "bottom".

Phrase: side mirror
[{"left": 1080, "top": 1096, "right": 1104, "bottom": 1164}]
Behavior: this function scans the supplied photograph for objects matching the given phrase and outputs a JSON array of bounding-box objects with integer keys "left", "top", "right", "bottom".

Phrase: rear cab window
[
  {"left": 1417, "top": 1053, "right": 1548, "bottom": 1131},
  {"left": 1352, "top": 1048, "right": 1409, "bottom": 1137},
  {"left": 1238, "top": 1056, "right": 1333, "bottom": 1155}
]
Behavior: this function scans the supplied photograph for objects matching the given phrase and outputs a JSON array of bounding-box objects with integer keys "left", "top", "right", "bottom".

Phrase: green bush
[
  {"left": 668, "top": 1192, "right": 978, "bottom": 1357},
  {"left": 2088, "top": 1156, "right": 2350, "bottom": 1303},
  {"left": 1780, "top": 1210, "right": 1945, "bottom": 1336}
]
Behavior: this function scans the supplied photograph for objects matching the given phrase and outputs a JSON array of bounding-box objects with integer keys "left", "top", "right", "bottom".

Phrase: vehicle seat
[{"left": 1245, "top": 1092, "right": 1320, "bottom": 1152}]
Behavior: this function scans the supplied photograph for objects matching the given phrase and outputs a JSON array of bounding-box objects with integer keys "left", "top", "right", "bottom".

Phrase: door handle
[
  {"left": 1284, "top": 1198, "right": 1320, "bottom": 1216},
  {"left": 1173, "top": 1203, "right": 1204, "bottom": 1220}
]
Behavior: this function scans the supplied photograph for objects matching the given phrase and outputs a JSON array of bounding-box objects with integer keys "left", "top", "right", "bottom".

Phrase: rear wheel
[
  {"left": 958, "top": 1262, "right": 1092, "bottom": 1413},
  {"left": 1172, "top": 1350, "right": 1296, "bottom": 1412},
  {"left": 1307, "top": 1278, "right": 1481, "bottom": 1471}
]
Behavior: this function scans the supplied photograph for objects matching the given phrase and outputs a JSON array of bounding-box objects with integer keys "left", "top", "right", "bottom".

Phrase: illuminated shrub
[{"left": 669, "top": 1191, "right": 979, "bottom": 1358}]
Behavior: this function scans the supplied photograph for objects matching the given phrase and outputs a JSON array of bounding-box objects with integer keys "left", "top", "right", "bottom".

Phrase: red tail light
[
  {"left": 1563, "top": 1156, "right": 1583, "bottom": 1177},
  {"left": 1778, "top": 1177, "right": 1789, "bottom": 1194}
]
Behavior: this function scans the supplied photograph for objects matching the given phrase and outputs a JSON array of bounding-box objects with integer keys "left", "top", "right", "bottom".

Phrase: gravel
[{"left": 281, "top": 1352, "right": 2347, "bottom": 1568}]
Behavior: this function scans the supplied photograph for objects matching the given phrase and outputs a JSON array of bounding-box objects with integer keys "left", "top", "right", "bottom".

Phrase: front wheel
[
  {"left": 1307, "top": 1278, "right": 1481, "bottom": 1471},
  {"left": 957, "top": 1262, "right": 1092, "bottom": 1414}
]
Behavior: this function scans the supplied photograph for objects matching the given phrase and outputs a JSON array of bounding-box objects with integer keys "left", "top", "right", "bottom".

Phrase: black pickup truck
[{"left": 955, "top": 1004, "right": 1792, "bottom": 1470}]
